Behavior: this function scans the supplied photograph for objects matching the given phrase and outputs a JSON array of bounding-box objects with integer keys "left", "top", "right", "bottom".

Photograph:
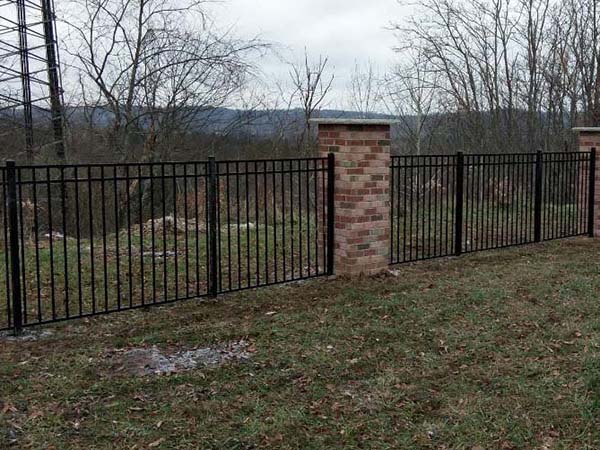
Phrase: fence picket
[
  {"left": 207, "top": 156, "right": 218, "bottom": 298},
  {"left": 6, "top": 161, "right": 22, "bottom": 334},
  {"left": 588, "top": 148, "right": 597, "bottom": 237},
  {"left": 534, "top": 150, "right": 543, "bottom": 242}
]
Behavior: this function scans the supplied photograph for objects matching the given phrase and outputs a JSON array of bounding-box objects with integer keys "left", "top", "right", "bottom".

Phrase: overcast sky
[{"left": 209, "top": 0, "right": 411, "bottom": 108}]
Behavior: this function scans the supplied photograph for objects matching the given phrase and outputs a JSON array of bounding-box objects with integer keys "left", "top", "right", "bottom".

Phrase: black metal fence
[
  {"left": 390, "top": 150, "right": 596, "bottom": 264},
  {"left": 1, "top": 156, "right": 335, "bottom": 332},
  {"left": 2, "top": 149, "right": 596, "bottom": 332}
]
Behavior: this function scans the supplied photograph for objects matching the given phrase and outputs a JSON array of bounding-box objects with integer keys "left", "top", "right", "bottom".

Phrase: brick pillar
[
  {"left": 313, "top": 119, "right": 393, "bottom": 276},
  {"left": 574, "top": 127, "right": 600, "bottom": 236}
]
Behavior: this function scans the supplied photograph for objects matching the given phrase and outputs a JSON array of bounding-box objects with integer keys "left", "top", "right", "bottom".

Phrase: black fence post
[
  {"left": 454, "top": 152, "right": 464, "bottom": 256},
  {"left": 6, "top": 161, "right": 22, "bottom": 334},
  {"left": 534, "top": 150, "right": 543, "bottom": 242},
  {"left": 207, "top": 156, "right": 218, "bottom": 298},
  {"left": 588, "top": 148, "right": 597, "bottom": 238},
  {"left": 326, "top": 152, "right": 335, "bottom": 275}
]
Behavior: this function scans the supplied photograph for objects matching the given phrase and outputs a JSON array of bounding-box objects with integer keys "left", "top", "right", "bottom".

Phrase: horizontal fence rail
[
  {"left": 391, "top": 150, "right": 595, "bottom": 264},
  {"left": 1, "top": 157, "right": 333, "bottom": 332}
]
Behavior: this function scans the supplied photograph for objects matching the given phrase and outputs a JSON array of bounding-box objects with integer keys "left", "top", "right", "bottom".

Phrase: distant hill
[{"left": 58, "top": 106, "right": 396, "bottom": 138}]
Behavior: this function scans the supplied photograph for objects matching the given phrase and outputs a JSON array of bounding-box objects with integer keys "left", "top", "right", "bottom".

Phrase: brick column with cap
[
  {"left": 312, "top": 119, "right": 393, "bottom": 276},
  {"left": 573, "top": 127, "right": 600, "bottom": 236}
]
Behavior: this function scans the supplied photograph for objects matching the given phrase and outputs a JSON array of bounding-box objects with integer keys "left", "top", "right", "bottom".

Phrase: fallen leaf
[
  {"left": 28, "top": 410, "right": 43, "bottom": 420},
  {"left": 2, "top": 403, "right": 17, "bottom": 414},
  {"left": 149, "top": 438, "right": 165, "bottom": 448}
]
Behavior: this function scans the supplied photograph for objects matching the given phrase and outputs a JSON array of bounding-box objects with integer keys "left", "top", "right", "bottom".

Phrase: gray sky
[{"left": 210, "top": 0, "right": 410, "bottom": 108}]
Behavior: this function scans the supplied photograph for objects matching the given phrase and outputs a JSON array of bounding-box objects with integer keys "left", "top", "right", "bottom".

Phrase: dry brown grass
[{"left": 1, "top": 238, "right": 599, "bottom": 449}]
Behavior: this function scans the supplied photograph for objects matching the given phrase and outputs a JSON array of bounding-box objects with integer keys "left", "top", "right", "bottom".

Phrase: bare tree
[
  {"left": 392, "top": 0, "right": 556, "bottom": 152},
  {"left": 384, "top": 52, "right": 440, "bottom": 155},
  {"left": 288, "top": 49, "right": 334, "bottom": 153},
  {"left": 261, "top": 78, "right": 302, "bottom": 156},
  {"left": 520, "top": 0, "right": 551, "bottom": 149},
  {"left": 391, "top": 0, "right": 600, "bottom": 153},
  {"left": 348, "top": 60, "right": 381, "bottom": 117},
  {"left": 61, "top": 0, "right": 266, "bottom": 161}
]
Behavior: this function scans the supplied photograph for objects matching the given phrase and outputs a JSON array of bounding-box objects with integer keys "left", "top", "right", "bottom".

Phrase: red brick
[{"left": 317, "top": 122, "right": 392, "bottom": 276}]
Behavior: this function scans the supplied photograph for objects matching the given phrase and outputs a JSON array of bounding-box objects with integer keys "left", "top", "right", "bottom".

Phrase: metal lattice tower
[{"left": 0, "top": 0, "right": 65, "bottom": 160}]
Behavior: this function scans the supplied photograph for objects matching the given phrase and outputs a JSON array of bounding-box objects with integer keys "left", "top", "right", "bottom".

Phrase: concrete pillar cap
[{"left": 310, "top": 118, "right": 398, "bottom": 126}]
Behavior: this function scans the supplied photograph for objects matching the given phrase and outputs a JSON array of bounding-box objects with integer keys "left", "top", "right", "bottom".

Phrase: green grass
[
  {"left": 391, "top": 201, "right": 586, "bottom": 260},
  {"left": 0, "top": 219, "right": 323, "bottom": 327},
  {"left": 1, "top": 238, "right": 600, "bottom": 448}
]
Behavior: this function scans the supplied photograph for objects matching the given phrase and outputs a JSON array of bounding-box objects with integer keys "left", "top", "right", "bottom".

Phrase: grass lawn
[
  {"left": 1, "top": 238, "right": 599, "bottom": 449},
  {"left": 0, "top": 221, "right": 324, "bottom": 329}
]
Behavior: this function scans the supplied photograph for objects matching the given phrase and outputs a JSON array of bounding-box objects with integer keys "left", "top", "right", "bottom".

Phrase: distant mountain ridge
[{"left": 59, "top": 106, "right": 396, "bottom": 137}]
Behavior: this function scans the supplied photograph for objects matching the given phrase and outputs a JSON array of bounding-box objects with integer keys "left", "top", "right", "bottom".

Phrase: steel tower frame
[{"left": 0, "top": 0, "right": 65, "bottom": 160}]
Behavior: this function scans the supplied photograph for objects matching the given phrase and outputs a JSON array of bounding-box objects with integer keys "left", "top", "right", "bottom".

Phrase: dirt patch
[
  {"left": 0, "top": 329, "right": 54, "bottom": 342},
  {"left": 110, "top": 340, "right": 252, "bottom": 376}
]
